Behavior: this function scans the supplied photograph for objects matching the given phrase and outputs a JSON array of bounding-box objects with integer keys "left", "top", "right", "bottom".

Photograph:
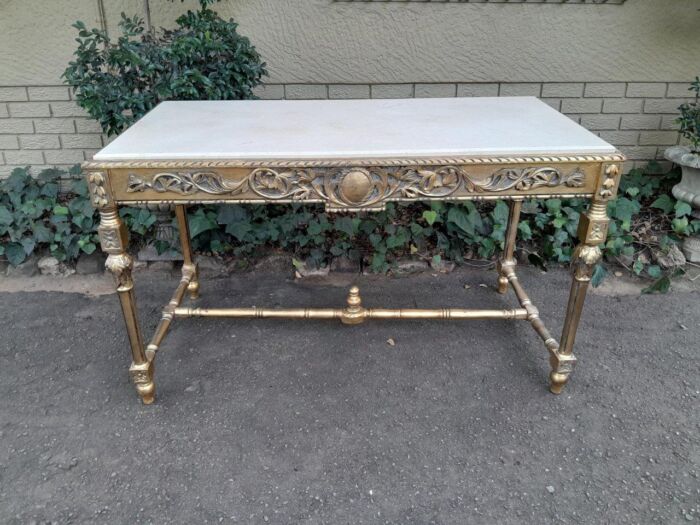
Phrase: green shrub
[
  {"left": 0, "top": 167, "right": 159, "bottom": 266},
  {"left": 181, "top": 163, "right": 697, "bottom": 285},
  {"left": 0, "top": 167, "right": 99, "bottom": 266},
  {"left": 677, "top": 77, "right": 700, "bottom": 153},
  {"left": 2, "top": 164, "right": 696, "bottom": 295},
  {"left": 63, "top": 0, "right": 267, "bottom": 136}
]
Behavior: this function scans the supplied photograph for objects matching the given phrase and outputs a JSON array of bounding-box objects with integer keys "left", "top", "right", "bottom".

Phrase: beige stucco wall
[
  {"left": 0, "top": 0, "right": 698, "bottom": 173},
  {"left": 1, "top": 0, "right": 698, "bottom": 86}
]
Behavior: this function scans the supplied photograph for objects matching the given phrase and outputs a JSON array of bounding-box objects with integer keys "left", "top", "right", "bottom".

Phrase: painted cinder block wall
[{"left": 1, "top": 0, "right": 698, "bottom": 176}]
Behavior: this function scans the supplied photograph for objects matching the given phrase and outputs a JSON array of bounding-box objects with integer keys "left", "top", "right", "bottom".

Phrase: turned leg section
[
  {"left": 175, "top": 204, "right": 199, "bottom": 300},
  {"left": 497, "top": 200, "right": 522, "bottom": 294},
  {"left": 99, "top": 204, "right": 155, "bottom": 404},
  {"left": 550, "top": 164, "right": 619, "bottom": 394}
]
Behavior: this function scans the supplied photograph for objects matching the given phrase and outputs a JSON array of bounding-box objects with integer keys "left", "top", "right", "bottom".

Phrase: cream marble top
[{"left": 93, "top": 97, "right": 617, "bottom": 161}]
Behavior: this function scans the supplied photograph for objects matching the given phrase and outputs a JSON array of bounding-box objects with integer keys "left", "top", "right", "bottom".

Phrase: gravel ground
[{"left": 0, "top": 266, "right": 698, "bottom": 524}]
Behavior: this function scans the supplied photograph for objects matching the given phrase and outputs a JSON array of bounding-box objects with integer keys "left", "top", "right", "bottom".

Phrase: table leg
[
  {"left": 99, "top": 204, "right": 155, "bottom": 404},
  {"left": 497, "top": 200, "right": 522, "bottom": 294},
  {"left": 550, "top": 199, "right": 608, "bottom": 394},
  {"left": 175, "top": 205, "right": 199, "bottom": 300}
]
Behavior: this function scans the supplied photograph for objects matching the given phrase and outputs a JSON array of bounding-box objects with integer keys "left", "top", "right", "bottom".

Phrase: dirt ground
[{"left": 0, "top": 266, "right": 698, "bottom": 524}]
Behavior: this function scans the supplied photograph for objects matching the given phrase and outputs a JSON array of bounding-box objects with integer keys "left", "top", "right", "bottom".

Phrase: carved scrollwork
[
  {"left": 477, "top": 167, "right": 585, "bottom": 192},
  {"left": 127, "top": 171, "right": 249, "bottom": 195},
  {"left": 126, "top": 165, "right": 586, "bottom": 209}
]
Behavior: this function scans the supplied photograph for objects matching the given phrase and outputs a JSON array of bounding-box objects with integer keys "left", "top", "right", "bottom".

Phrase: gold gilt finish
[{"left": 85, "top": 154, "right": 623, "bottom": 404}]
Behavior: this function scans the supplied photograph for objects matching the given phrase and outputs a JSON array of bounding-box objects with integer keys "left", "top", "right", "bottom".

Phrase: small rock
[
  {"left": 74, "top": 309, "right": 93, "bottom": 320},
  {"left": 654, "top": 243, "right": 686, "bottom": 270},
  {"left": 295, "top": 264, "right": 330, "bottom": 278},
  {"left": 146, "top": 261, "right": 174, "bottom": 272},
  {"left": 253, "top": 253, "right": 293, "bottom": 274},
  {"left": 330, "top": 256, "right": 360, "bottom": 273},
  {"left": 5, "top": 255, "right": 39, "bottom": 277},
  {"left": 546, "top": 485, "right": 555, "bottom": 494},
  {"left": 76, "top": 252, "right": 106, "bottom": 275},
  {"left": 185, "top": 380, "right": 201, "bottom": 393},
  {"left": 48, "top": 452, "right": 79, "bottom": 470},
  {"left": 614, "top": 271, "right": 623, "bottom": 277},
  {"left": 430, "top": 258, "right": 455, "bottom": 273},
  {"left": 137, "top": 244, "right": 182, "bottom": 262},
  {"left": 386, "top": 338, "right": 396, "bottom": 347},
  {"left": 197, "top": 254, "right": 227, "bottom": 276},
  {"left": 394, "top": 259, "right": 429, "bottom": 276},
  {"left": 38, "top": 256, "right": 75, "bottom": 277},
  {"left": 617, "top": 253, "right": 634, "bottom": 267}
]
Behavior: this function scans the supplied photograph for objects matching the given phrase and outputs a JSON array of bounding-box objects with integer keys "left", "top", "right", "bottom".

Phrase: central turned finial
[{"left": 341, "top": 285, "right": 366, "bottom": 325}]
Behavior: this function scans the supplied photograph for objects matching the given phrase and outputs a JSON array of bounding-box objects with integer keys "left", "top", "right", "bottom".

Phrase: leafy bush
[
  {"left": 181, "top": 163, "right": 697, "bottom": 284},
  {"left": 0, "top": 167, "right": 159, "bottom": 266},
  {"left": 677, "top": 77, "right": 700, "bottom": 153},
  {"left": 0, "top": 167, "right": 99, "bottom": 266},
  {"left": 63, "top": 0, "right": 267, "bottom": 135},
  {"left": 2, "top": 165, "right": 696, "bottom": 295}
]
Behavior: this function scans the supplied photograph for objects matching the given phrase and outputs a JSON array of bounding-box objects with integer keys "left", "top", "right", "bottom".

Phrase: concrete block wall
[
  {"left": 0, "top": 81, "right": 694, "bottom": 177},
  {"left": 0, "top": 86, "right": 105, "bottom": 177}
]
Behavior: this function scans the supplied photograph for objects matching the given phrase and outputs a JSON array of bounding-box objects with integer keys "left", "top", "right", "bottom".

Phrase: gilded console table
[{"left": 84, "top": 97, "right": 624, "bottom": 404}]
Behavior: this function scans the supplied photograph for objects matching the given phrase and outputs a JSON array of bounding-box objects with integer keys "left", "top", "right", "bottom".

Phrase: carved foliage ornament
[
  {"left": 88, "top": 172, "right": 109, "bottom": 209},
  {"left": 127, "top": 165, "right": 585, "bottom": 208}
]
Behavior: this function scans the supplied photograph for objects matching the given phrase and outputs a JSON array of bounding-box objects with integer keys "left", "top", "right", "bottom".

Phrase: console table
[{"left": 84, "top": 97, "right": 623, "bottom": 404}]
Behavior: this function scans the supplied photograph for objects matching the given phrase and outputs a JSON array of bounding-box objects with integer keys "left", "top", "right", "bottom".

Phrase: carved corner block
[
  {"left": 86, "top": 171, "right": 113, "bottom": 210},
  {"left": 98, "top": 212, "right": 129, "bottom": 255},
  {"left": 577, "top": 212, "right": 609, "bottom": 245},
  {"left": 596, "top": 164, "right": 621, "bottom": 202}
]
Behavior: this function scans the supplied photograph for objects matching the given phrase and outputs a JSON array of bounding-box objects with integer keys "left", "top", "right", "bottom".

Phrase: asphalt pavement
[{"left": 0, "top": 266, "right": 698, "bottom": 524}]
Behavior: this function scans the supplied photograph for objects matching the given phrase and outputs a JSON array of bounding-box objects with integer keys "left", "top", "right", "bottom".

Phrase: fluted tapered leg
[
  {"left": 97, "top": 199, "right": 154, "bottom": 404},
  {"left": 550, "top": 164, "right": 619, "bottom": 394},
  {"left": 175, "top": 204, "right": 199, "bottom": 300},
  {"left": 497, "top": 200, "right": 522, "bottom": 294}
]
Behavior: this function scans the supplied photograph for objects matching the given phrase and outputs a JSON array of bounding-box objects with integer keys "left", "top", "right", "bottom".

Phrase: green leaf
[
  {"left": 632, "top": 258, "right": 644, "bottom": 275},
  {"left": 544, "top": 199, "right": 561, "bottom": 214},
  {"left": 81, "top": 242, "right": 97, "bottom": 254},
  {"left": 447, "top": 207, "right": 473, "bottom": 235},
  {"left": 674, "top": 201, "right": 692, "bottom": 218},
  {"left": 225, "top": 221, "right": 251, "bottom": 241},
  {"left": 672, "top": 217, "right": 690, "bottom": 235},
  {"left": 422, "top": 210, "right": 438, "bottom": 226},
  {"left": 647, "top": 265, "right": 662, "bottom": 278},
  {"left": 188, "top": 213, "right": 217, "bottom": 237},
  {"left": 609, "top": 197, "right": 640, "bottom": 223},
  {"left": 642, "top": 276, "right": 671, "bottom": 294},
  {"left": 334, "top": 216, "right": 355, "bottom": 236},
  {"left": 492, "top": 201, "right": 509, "bottom": 224},
  {"left": 53, "top": 205, "right": 70, "bottom": 216},
  {"left": 20, "top": 237, "right": 36, "bottom": 255},
  {"left": 650, "top": 194, "right": 674, "bottom": 214},
  {"left": 4, "top": 242, "right": 27, "bottom": 266},
  {"left": 0, "top": 206, "right": 12, "bottom": 226},
  {"left": 517, "top": 221, "right": 532, "bottom": 240},
  {"left": 590, "top": 264, "right": 607, "bottom": 288},
  {"left": 552, "top": 216, "right": 567, "bottom": 229}
]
